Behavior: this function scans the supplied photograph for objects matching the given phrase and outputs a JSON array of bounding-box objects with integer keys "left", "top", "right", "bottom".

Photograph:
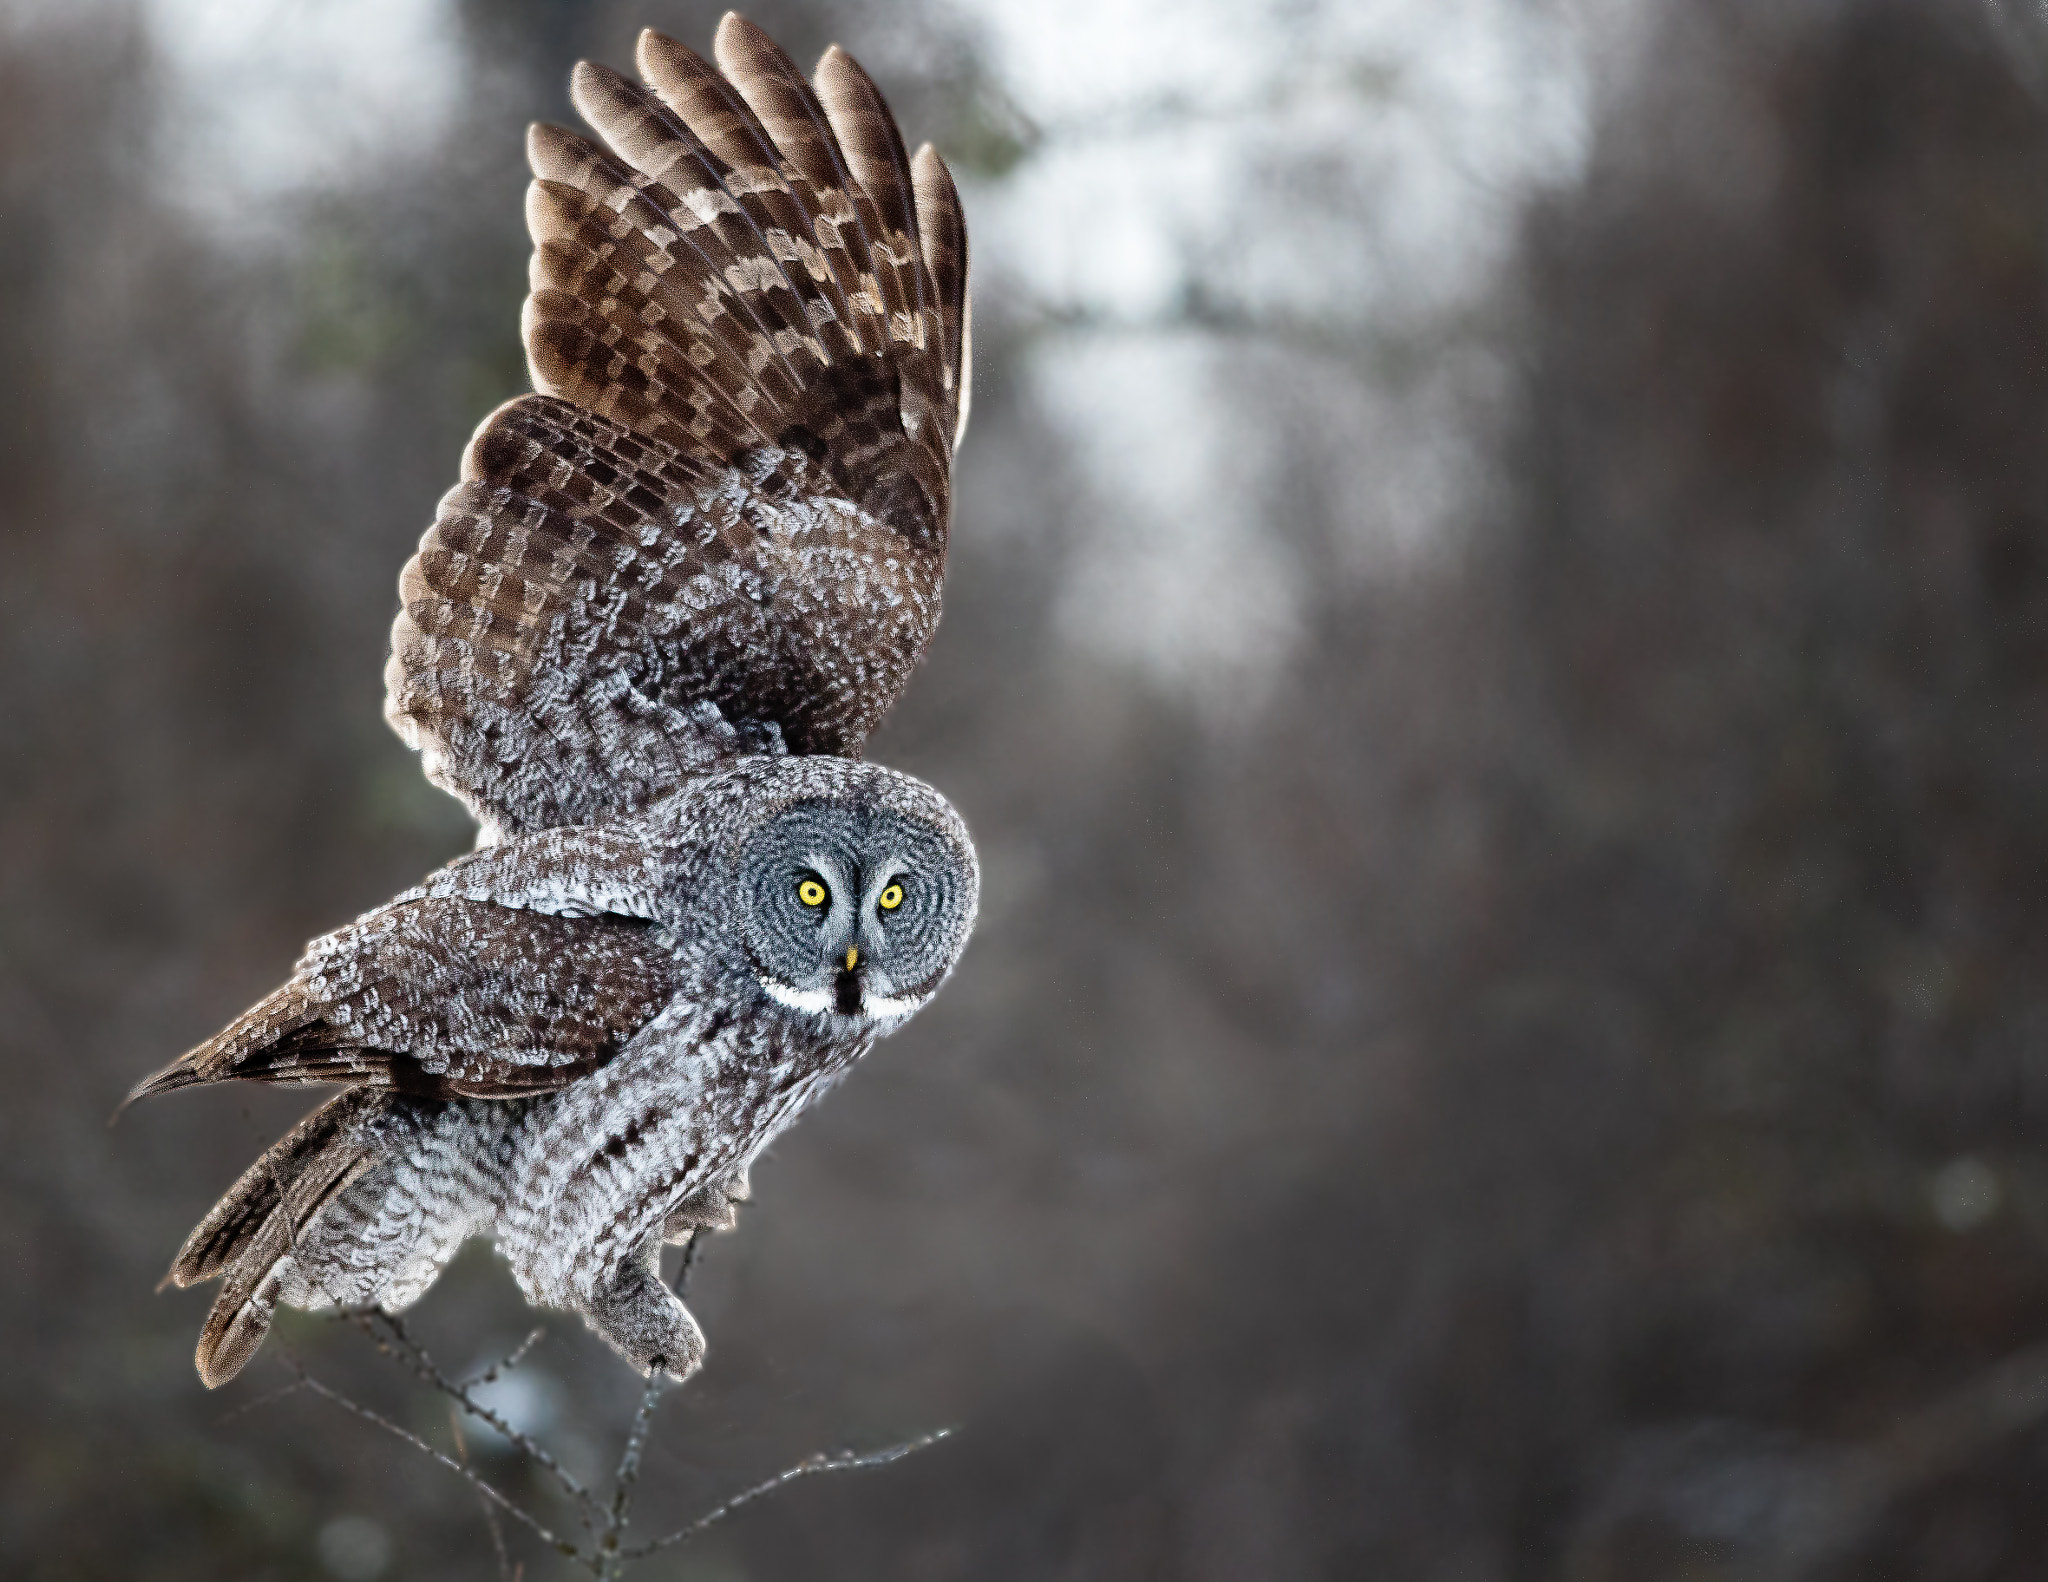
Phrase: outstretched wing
[
  {"left": 126, "top": 899, "right": 679, "bottom": 1101},
  {"left": 385, "top": 16, "right": 972, "bottom": 841}
]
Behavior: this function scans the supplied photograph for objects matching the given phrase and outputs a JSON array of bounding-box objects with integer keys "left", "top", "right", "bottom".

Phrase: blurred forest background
[{"left": 4, "top": 0, "right": 2048, "bottom": 1576}]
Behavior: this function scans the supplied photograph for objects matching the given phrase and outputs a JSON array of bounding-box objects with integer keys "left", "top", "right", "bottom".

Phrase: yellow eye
[
  {"left": 877, "top": 882, "right": 905, "bottom": 912},
  {"left": 797, "top": 878, "right": 828, "bottom": 908}
]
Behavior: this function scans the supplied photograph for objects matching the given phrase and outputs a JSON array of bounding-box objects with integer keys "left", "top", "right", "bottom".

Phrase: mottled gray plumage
[{"left": 129, "top": 14, "right": 977, "bottom": 1388}]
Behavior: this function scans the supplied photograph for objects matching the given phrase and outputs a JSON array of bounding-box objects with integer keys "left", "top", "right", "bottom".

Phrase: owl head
[{"left": 698, "top": 758, "right": 978, "bottom": 1028}]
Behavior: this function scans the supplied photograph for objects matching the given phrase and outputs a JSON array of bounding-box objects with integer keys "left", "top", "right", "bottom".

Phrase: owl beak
[{"left": 845, "top": 947, "right": 859, "bottom": 970}]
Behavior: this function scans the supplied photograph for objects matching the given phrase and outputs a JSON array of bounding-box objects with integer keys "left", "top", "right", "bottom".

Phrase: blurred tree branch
[{"left": 1765, "top": 1339, "right": 2048, "bottom": 1580}]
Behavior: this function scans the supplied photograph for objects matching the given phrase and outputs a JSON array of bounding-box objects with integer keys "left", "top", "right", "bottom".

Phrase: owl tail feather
[{"left": 169, "top": 1090, "right": 384, "bottom": 1388}]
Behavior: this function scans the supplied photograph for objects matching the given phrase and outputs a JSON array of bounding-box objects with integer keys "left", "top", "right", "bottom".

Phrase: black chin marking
[{"left": 834, "top": 968, "right": 863, "bottom": 1017}]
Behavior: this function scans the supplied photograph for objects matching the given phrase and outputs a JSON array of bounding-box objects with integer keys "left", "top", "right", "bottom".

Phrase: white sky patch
[
  {"left": 138, "top": 0, "right": 463, "bottom": 223},
  {"left": 966, "top": 0, "right": 1592, "bottom": 327},
  {"left": 1044, "top": 335, "right": 1302, "bottom": 705},
  {"left": 955, "top": 0, "right": 1602, "bottom": 705}
]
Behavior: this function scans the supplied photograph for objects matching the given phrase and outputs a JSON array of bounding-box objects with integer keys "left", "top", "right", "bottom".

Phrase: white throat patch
[
  {"left": 756, "top": 976, "right": 836, "bottom": 1016},
  {"left": 861, "top": 989, "right": 924, "bottom": 1021},
  {"left": 755, "top": 975, "right": 926, "bottom": 1025}
]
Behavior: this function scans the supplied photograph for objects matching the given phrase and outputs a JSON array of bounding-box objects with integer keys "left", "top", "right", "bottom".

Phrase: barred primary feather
[{"left": 911, "top": 142, "right": 971, "bottom": 447}]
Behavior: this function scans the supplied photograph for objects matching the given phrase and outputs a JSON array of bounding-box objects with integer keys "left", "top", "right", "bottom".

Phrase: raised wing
[
  {"left": 126, "top": 899, "right": 679, "bottom": 1101},
  {"left": 385, "top": 16, "right": 971, "bottom": 841}
]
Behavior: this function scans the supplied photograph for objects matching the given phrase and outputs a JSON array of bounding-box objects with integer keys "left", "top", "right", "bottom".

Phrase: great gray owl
[{"left": 126, "top": 14, "right": 978, "bottom": 1389}]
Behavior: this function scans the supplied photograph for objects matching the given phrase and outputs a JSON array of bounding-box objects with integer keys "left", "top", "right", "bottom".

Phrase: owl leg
[{"left": 578, "top": 1236, "right": 705, "bottom": 1381}]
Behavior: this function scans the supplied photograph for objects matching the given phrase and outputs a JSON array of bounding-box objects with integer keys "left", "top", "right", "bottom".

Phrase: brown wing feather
[
  {"left": 385, "top": 394, "right": 941, "bottom": 833},
  {"left": 385, "top": 18, "right": 968, "bottom": 839},
  {"left": 167, "top": 1090, "right": 385, "bottom": 1290},
  {"left": 714, "top": 20, "right": 921, "bottom": 350},
  {"left": 567, "top": 55, "right": 866, "bottom": 369},
  {"left": 128, "top": 900, "right": 677, "bottom": 1103},
  {"left": 635, "top": 28, "right": 877, "bottom": 359},
  {"left": 911, "top": 141, "right": 971, "bottom": 448},
  {"left": 716, "top": 22, "right": 950, "bottom": 518},
  {"left": 170, "top": 1090, "right": 388, "bottom": 1388}
]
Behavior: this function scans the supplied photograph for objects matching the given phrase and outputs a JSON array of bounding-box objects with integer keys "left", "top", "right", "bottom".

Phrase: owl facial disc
[{"left": 737, "top": 790, "right": 977, "bottom": 1029}]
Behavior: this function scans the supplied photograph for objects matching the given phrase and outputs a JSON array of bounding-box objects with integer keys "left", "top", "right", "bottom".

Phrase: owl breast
[{"left": 490, "top": 994, "right": 874, "bottom": 1308}]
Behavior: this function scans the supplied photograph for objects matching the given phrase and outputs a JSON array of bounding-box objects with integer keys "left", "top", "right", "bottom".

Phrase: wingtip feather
[
  {"left": 714, "top": 11, "right": 756, "bottom": 59},
  {"left": 122, "top": 1061, "right": 200, "bottom": 1110},
  {"left": 196, "top": 1285, "right": 276, "bottom": 1389},
  {"left": 635, "top": 25, "right": 697, "bottom": 81}
]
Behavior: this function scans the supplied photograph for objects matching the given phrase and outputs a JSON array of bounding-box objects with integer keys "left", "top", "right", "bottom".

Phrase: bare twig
[
  {"left": 244, "top": 1225, "right": 947, "bottom": 1576},
  {"left": 283, "top": 1356, "right": 583, "bottom": 1562},
  {"left": 620, "top": 1429, "right": 956, "bottom": 1560},
  {"left": 452, "top": 1405, "right": 515, "bottom": 1582},
  {"left": 215, "top": 1374, "right": 309, "bottom": 1425},
  {"left": 344, "top": 1308, "right": 599, "bottom": 1530},
  {"left": 597, "top": 1233, "right": 703, "bottom": 1573},
  {"left": 599, "top": 1374, "right": 666, "bottom": 1576},
  {"left": 462, "top": 1327, "right": 546, "bottom": 1390}
]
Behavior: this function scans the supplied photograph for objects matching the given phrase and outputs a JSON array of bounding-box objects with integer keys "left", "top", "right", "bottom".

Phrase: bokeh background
[{"left": 5, "top": 0, "right": 2048, "bottom": 1576}]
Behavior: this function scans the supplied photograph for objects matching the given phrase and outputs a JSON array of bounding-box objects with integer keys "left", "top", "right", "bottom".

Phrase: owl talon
[{"left": 578, "top": 1249, "right": 706, "bottom": 1381}]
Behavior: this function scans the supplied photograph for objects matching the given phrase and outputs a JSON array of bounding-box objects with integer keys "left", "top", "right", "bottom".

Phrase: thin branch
[
  {"left": 600, "top": 1373, "right": 667, "bottom": 1575},
  {"left": 215, "top": 1374, "right": 309, "bottom": 1425},
  {"left": 620, "top": 1429, "right": 956, "bottom": 1561},
  {"left": 598, "top": 1232, "right": 701, "bottom": 1572},
  {"left": 462, "top": 1327, "right": 546, "bottom": 1390},
  {"left": 256, "top": 1225, "right": 949, "bottom": 1577},
  {"left": 284, "top": 1356, "right": 584, "bottom": 1564},
  {"left": 452, "top": 1405, "right": 515, "bottom": 1582},
  {"left": 598, "top": 1221, "right": 716, "bottom": 1565},
  {"left": 344, "top": 1308, "right": 599, "bottom": 1529}
]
